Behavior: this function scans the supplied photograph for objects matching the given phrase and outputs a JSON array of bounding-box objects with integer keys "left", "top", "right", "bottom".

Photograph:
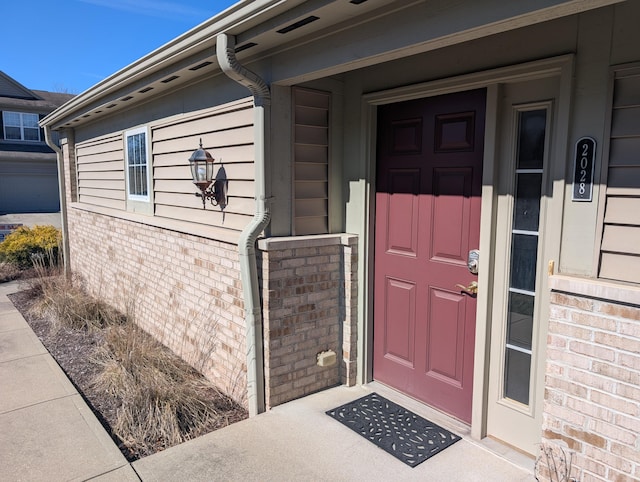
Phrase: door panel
[
  {"left": 386, "top": 170, "right": 420, "bottom": 255},
  {"left": 432, "top": 168, "right": 473, "bottom": 262},
  {"left": 373, "top": 89, "right": 486, "bottom": 423},
  {"left": 427, "top": 287, "right": 466, "bottom": 385},
  {"left": 383, "top": 277, "right": 416, "bottom": 366}
]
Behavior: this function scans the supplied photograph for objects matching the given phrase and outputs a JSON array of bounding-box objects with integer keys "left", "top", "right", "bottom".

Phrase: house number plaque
[{"left": 572, "top": 136, "right": 596, "bottom": 202}]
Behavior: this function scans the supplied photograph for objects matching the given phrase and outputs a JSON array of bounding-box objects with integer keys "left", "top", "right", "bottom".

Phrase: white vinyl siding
[
  {"left": 293, "top": 87, "right": 330, "bottom": 235},
  {"left": 3, "top": 111, "right": 40, "bottom": 141},
  {"left": 600, "top": 65, "right": 640, "bottom": 284}
]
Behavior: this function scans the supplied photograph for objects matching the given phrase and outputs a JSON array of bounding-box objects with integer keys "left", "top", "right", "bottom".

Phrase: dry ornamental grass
[{"left": 12, "top": 262, "right": 246, "bottom": 460}]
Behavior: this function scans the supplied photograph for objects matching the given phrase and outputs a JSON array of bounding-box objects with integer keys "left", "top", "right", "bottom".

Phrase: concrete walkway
[
  {"left": 0, "top": 280, "right": 535, "bottom": 481},
  {"left": 0, "top": 281, "right": 138, "bottom": 481}
]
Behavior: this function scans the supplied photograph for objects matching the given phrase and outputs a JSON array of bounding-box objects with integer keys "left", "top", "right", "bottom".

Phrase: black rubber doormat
[{"left": 326, "top": 393, "right": 461, "bottom": 467}]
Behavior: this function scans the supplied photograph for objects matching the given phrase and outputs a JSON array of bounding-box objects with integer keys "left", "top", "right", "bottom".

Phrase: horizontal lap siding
[
  {"left": 151, "top": 98, "right": 255, "bottom": 232},
  {"left": 600, "top": 68, "right": 640, "bottom": 283},
  {"left": 72, "top": 98, "right": 256, "bottom": 236},
  {"left": 76, "top": 134, "right": 125, "bottom": 210},
  {"left": 293, "top": 88, "right": 330, "bottom": 236}
]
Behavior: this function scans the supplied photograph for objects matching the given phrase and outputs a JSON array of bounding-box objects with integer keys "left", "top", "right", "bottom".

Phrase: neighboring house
[
  {"left": 41, "top": 1, "right": 640, "bottom": 479},
  {"left": 0, "top": 72, "right": 74, "bottom": 214}
]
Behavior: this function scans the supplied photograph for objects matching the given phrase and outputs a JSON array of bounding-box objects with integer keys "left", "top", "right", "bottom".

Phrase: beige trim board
[
  {"left": 471, "top": 83, "right": 500, "bottom": 440},
  {"left": 69, "top": 202, "right": 241, "bottom": 245},
  {"left": 549, "top": 274, "right": 640, "bottom": 305},
  {"left": 363, "top": 55, "right": 574, "bottom": 106}
]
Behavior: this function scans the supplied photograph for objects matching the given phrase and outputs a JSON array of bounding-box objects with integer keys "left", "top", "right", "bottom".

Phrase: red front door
[{"left": 373, "top": 89, "right": 485, "bottom": 423}]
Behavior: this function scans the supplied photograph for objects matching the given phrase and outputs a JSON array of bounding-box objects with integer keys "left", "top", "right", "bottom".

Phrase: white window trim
[
  {"left": 124, "top": 126, "right": 153, "bottom": 213},
  {"left": 2, "top": 111, "right": 41, "bottom": 142}
]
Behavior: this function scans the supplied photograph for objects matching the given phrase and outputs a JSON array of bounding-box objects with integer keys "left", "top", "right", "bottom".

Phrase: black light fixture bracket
[{"left": 195, "top": 183, "right": 224, "bottom": 208}]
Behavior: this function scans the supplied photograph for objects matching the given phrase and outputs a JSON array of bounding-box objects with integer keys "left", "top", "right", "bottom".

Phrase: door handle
[{"left": 456, "top": 281, "right": 478, "bottom": 295}]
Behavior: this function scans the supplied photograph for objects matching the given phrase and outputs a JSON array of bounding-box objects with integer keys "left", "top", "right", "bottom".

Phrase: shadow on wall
[{"left": 215, "top": 165, "right": 229, "bottom": 213}]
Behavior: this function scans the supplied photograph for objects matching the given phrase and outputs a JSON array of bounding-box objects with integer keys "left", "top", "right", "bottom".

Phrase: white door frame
[{"left": 357, "top": 54, "right": 573, "bottom": 441}]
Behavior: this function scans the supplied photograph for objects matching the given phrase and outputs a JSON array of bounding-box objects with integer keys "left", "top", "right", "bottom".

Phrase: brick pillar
[
  {"left": 258, "top": 234, "right": 358, "bottom": 408},
  {"left": 540, "top": 276, "right": 640, "bottom": 481}
]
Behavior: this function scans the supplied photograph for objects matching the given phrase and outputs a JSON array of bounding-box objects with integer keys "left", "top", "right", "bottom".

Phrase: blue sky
[{"left": 3, "top": 0, "right": 237, "bottom": 95}]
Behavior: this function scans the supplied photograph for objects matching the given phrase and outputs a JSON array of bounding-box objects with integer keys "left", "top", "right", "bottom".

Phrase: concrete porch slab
[{"left": 133, "top": 386, "right": 533, "bottom": 481}]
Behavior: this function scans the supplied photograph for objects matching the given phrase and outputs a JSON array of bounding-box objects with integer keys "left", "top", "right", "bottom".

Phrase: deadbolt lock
[
  {"left": 468, "top": 249, "right": 480, "bottom": 275},
  {"left": 456, "top": 281, "right": 478, "bottom": 295}
]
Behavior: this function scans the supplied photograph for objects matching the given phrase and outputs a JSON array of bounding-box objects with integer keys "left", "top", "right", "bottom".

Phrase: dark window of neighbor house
[
  {"left": 2, "top": 111, "right": 40, "bottom": 141},
  {"left": 125, "top": 126, "right": 150, "bottom": 201}
]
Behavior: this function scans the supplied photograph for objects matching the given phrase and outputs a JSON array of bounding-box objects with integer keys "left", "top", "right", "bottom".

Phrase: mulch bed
[{"left": 7, "top": 286, "right": 247, "bottom": 461}]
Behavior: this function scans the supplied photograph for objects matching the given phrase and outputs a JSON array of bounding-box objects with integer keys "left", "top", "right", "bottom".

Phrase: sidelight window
[{"left": 503, "top": 108, "right": 547, "bottom": 405}]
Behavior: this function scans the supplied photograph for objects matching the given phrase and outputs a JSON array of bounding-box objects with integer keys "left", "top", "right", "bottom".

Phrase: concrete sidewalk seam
[
  {"left": 0, "top": 392, "right": 79, "bottom": 415},
  {"left": 84, "top": 463, "right": 143, "bottom": 482},
  {"left": 0, "top": 351, "right": 49, "bottom": 362}
]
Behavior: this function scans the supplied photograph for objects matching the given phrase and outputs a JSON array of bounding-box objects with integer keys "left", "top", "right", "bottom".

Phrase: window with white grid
[
  {"left": 125, "top": 127, "right": 150, "bottom": 201},
  {"left": 3, "top": 111, "right": 40, "bottom": 141}
]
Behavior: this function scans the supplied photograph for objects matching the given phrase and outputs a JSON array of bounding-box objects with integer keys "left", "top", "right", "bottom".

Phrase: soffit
[
  {"left": 43, "top": 0, "right": 623, "bottom": 130},
  {"left": 43, "top": 0, "right": 404, "bottom": 130}
]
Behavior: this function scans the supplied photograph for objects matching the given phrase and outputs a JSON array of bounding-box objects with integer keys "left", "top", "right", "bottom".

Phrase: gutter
[
  {"left": 43, "top": 126, "right": 71, "bottom": 279},
  {"left": 216, "top": 33, "right": 271, "bottom": 417}
]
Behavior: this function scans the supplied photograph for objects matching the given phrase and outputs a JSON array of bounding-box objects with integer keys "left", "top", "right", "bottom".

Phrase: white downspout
[
  {"left": 43, "top": 126, "right": 71, "bottom": 279},
  {"left": 216, "top": 33, "right": 270, "bottom": 417}
]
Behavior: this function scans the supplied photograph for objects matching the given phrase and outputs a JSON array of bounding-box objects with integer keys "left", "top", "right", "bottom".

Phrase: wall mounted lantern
[{"left": 189, "top": 138, "right": 224, "bottom": 208}]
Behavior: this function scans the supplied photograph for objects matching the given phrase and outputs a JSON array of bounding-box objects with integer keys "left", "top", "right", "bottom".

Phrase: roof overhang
[{"left": 41, "top": 0, "right": 626, "bottom": 130}]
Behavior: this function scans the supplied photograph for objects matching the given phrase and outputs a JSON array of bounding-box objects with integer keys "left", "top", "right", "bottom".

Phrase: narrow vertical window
[
  {"left": 125, "top": 127, "right": 150, "bottom": 201},
  {"left": 503, "top": 108, "right": 547, "bottom": 405}
]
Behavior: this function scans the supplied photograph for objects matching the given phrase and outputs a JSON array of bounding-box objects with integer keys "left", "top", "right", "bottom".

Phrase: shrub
[{"left": 0, "top": 225, "right": 61, "bottom": 269}]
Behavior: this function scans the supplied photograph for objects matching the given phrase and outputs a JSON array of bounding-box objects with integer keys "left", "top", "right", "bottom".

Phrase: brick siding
[
  {"left": 61, "top": 139, "right": 360, "bottom": 412},
  {"left": 66, "top": 206, "right": 248, "bottom": 405},
  {"left": 258, "top": 234, "right": 358, "bottom": 408},
  {"left": 542, "top": 277, "right": 640, "bottom": 481}
]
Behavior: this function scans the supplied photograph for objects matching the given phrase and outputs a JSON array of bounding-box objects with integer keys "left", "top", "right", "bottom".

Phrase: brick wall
[
  {"left": 66, "top": 206, "right": 248, "bottom": 405},
  {"left": 542, "top": 276, "right": 640, "bottom": 482},
  {"left": 60, "top": 139, "right": 360, "bottom": 412},
  {"left": 258, "top": 234, "right": 358, "bottom": 408}
]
